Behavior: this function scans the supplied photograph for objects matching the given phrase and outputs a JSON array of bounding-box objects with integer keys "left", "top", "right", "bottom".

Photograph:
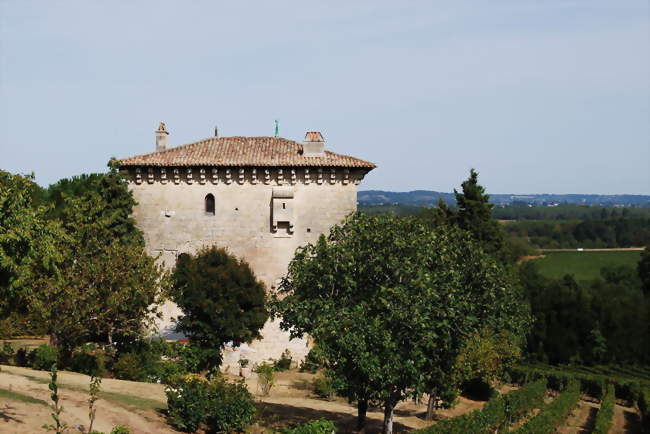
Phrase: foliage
[
  {"left": 165, "top": 373, "right": 256, "bottom": 432},
  {"left": 112, "top": 353, "right": 144, "bottom": 381},
  {"left": 273, "top": 213, "right": 530, "bottom": 432},
  {"left": 0, "top": 341, "right": 14, "bottom": 364},
  {"left": 513, "top": 380, "right": 580, "bottom": 433},
  {"left": 254, "top": 362, "right": 276, "bottom": 396},
  {"left": 30, "top": 344, "right": 59, "bottom": 371},
  {"left": 274, "top": 349, "right": 292, "bottom": 371},
  {"left": 283, "top": 418, "right": 336, "bottom": 434},
  {"left": 592, "top": 384, "right": 615, "bottom": 434},
  {"left": 312, "top": 373, "right": 335, "bottom": 400},
  {"left": 43, "top": 363, "right": 68, "bottom": 433},
  {"left": 639, "top": 246, "right": 650, "bottom": 295},
  {"left": 70, "top": 347, "right": 109, "bottom": 377},
  {"left": 109, "top": 427, "right": 132, "bottom": 434},
  {"left": 171, "top": 246, "right": 268, "bottom": 368},
  {"left": 300, "top": 344, "right": 326, "bottom": 373},
  {"left": 13, "top": 166, "right": 167, "bottom": 358},
  {"left": 88, "top": 375, "right": 102, "bottom": 434},
  {"left": 503, "top": 379, "right": 547, "bottom": 424},
  {"left": 0, "top": 171, "right": 63, "bottom": 323},
  {"left": 639, "top": 388, "right": 650, "bottom": 432}
]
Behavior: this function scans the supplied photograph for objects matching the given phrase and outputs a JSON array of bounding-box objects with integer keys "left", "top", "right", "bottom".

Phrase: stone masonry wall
[{"left": 128, "top": 166, "right": 365, "bottom": 367}]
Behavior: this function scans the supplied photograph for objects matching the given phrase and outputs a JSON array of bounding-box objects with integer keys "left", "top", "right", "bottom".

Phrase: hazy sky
[{"left": 1, "top": 1, "right": 648, "bottom": 194}]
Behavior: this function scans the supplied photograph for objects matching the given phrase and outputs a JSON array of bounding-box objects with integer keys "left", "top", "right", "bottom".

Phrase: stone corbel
[
  {"left": 160, "top": 168, "right": 168, "bottom": 184},
  {"left": 290, "top": 169, "right": 296, "bottom": 185},
  {"left": 211, "top": 168, "right": 219, "bottom": 184},
  {"left": 173, "top": 168, "right": 180, "bottom": 184},
  {"left": 277, "top": 169, "right": 284, "bottom": 185},
  {"left": 186, "top": 168, "right": 193, "bottom": 184},
  {"left": 251, "top": 168, "right": 258, "bottom": 184},
  {"left": 238, "top": 168, "right": 245, "bottom": 184},
  {"left": 329, "top": 168, "right": 336, "bottom": 184},
  {"left": 343, "top": 169, "right": 349, "bottom": 185},
  {"left": 264, "top": 169, "right": 271, "bottom": 184},
  {"left": 225, "top": 169, "right": 232, "bottom": 184},
  {"left": 134, "top": 168, "right": 142, "bottom": 184},
  {"left": 147, "top": 167, "right": 155, "bottom": 184},
  {"left": 304, "top": 168, "right": 310, "bottom": 185},
  {"left": 317, "top": 168, "right": 323, "bottom": 185},
  {"left": 199, "top": 168, "right": 206, "bottom": 184}
]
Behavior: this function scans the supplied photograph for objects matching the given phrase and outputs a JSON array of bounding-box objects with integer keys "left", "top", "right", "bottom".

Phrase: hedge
[
  {"left": 417, "top": 379, "right": 548, "bottom": 433},
  {"left": 510, "top": 365, "right": 644, "bottom": 402},
  {"left": 513, "top": 380, "right": 580, "bottom": 434},
  {"left": 592, "top": 384, "right": 615, "bottom": 434}
]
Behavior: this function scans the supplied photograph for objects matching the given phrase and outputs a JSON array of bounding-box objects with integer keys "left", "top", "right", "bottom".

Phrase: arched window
[{"left": 205, "top": 194, "right": 215, "bottom": 215}]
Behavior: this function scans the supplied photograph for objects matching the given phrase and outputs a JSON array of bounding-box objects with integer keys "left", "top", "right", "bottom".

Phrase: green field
[{"left": 533, "top": 251, "right": 642, "bottom": 281}]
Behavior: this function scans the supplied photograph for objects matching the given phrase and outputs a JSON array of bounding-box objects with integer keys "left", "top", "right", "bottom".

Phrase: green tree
[
  {"left": 21, "top": 164, "right": 165, "bottom": 357},
  {"left": 171, "top": 247, "right": 268, "bottom": 368},
  {"left": 639, "top": 246, "right": 650, "bottom": 295},
  {"left": 272, "top": 213, "right": 529, "bottom": 434},
  {"left": 0, "top": 171, "right": 63, "bottom": 329}
]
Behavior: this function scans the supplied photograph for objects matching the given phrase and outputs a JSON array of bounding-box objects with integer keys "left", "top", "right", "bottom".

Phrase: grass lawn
[
  {"left": 533, "top": 251, "right": 642, "bottom": 281},
  {"left": 0, "top": 387, "right": 48, "bottom": 406}
]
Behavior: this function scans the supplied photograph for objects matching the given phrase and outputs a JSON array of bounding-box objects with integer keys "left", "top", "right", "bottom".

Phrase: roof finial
[
  {"left": 157, "top": 122, "right": 167, "bottom": 133},
  {"left": 274, "top": 120, "right": 279, "bottom": 138},
  {"left": 214, "top": 125, "right": 218, "bottom": 137}
]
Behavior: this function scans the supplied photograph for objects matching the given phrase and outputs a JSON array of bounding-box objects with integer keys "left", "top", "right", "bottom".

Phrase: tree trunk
[
  {"left": 425, "top": 391, "right": 436, "bottom": 421},
  {"left": 382, "top": 395, "right": 397, "bottom": 434},
  {"left": 357, "top": 399, "right": 368, "bottom": 432}
]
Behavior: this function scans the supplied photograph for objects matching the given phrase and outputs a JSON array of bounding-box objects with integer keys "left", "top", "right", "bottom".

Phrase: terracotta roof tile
[{"left": 119, "top": 136, "right": 376, "bottom": 169}]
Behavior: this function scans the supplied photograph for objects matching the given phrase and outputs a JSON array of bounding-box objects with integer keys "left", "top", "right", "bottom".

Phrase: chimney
[
  {"left": 303, "top": 131, "right": 325, "bottom": 157},
  {"left": 156, "top": 122, "right": 169, "bottom": 152}
]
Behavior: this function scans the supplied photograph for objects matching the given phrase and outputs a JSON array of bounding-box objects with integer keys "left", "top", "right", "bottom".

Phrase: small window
[
  {"left": 205, "top": 194, "right": 215, "bottom": 215},
  {"left": 282, "top": 202, "right": 286, "bottom": 209}
]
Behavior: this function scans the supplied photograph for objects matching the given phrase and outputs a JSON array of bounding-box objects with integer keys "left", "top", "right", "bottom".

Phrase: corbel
[{"left": 211, "top": 168, "right": 219, "bottom": 184}]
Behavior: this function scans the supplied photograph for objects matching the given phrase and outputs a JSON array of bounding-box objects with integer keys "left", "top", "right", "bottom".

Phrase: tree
[
  {"left": 0, "top": 171, "right": 63, "bottom": 329},
  {"left": 272, "top": 213, "right": 529, "bottom": 434},
  {"left": 639, "top": 246, "right": 650, "bottom": 295},
  {"left": 18, "top": 164, "right": 166, "bottom": 357},
  {"left": 171, "top": 247, "right": 268, "bottom": 368}
]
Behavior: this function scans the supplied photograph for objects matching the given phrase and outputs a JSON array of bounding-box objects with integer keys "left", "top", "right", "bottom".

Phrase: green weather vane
[{"left": 274, "top": 120, "right": 279, "bottom": 137}]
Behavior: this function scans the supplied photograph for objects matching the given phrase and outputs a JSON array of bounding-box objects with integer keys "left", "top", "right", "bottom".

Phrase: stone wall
[{"left": 127, "top": 166, "right": 366, "bottom": 366}]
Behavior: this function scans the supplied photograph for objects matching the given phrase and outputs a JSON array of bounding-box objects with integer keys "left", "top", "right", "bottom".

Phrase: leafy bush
[
  {"left": 504, "top": 379, "right": 547, "bottom": 423},
  {"left": 15, "top": 347, "right": 28, "bottom": 367},
  {"left": 30, "top": 344, "right": 58, "bottom": 370},
  {"left": 284, "top": 418, "right": 336, "bottom": 434},
  {"left": 70, "top": 347, "right": 108, "bottom": 377},
  {"left": 312, "top": 374, "right": 335, "bottom": 400},
  {"left": 254, "top": 362, "right": 276, "bottom": 396},
  {"left": 592, "top": 384, "right": 615, "bottom": 434},
  {"left": 109, "top": 426, "right": 132, "bottom": 434},
  {"left": 0, "top": 342, "right": 14, "bottom": 364},
  {"left": 513, "top": 381, "right": 580, "bottom": 433},
  {"left": 146, "top": 360, "right": 186, "bottom": 384},
  {"left": 112, "top": 353, "right": 143, "bottom": 381},
  {"left": 274, "top": 349, "right": 292, "bottom": 371},
  {"left": 165, "top": 373, "right": 255, "bottom": 432},
  {"left": 417, "top": 379, "right": 547, "bottom": 433},
  {"left": 300, "top": 345, "right": 325, "bottom": 373}
]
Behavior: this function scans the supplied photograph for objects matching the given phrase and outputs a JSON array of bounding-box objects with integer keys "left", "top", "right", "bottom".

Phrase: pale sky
[{"left": 1, "top": 1, "right": 648, "bottom": 194}]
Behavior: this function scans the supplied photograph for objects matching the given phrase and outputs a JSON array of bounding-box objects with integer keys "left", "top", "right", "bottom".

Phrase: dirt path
[
  {"left": 611, "top": 402, "right": 643, "bottom": 434},
  {"left": 556, "top": 399, "right": 598, "bottom": 433},
  {"left": 0, "top": 365, "right": 176, "bottom": 434}
]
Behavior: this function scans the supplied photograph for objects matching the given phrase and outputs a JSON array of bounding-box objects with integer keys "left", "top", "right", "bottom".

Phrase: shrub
[
  {"left": 70, "top": 347, "right": 108, "bottom": 377},
  {"left": 112, "top": 353, "right": 143, "bottom": 381},
  {"left": 284, "top": 418, "right": 336, "bottom": 434},
  {"left": 274, "top": 349, "right": 292, "bottom": 371},
  {"left": 165, "top": 373, "right": 255, "bottom": 432},
  {"left": 146, "top": 360, "right": 186, "bottom": 384},
  {"left": 109, "top": 426, "right": 132, "bottom": 434},
  {"left": 513, "top": 381, "right": 580, "bottom": 433},
  {"left": 30, "top": 344, "right": 58, "bottom": 370},
  {"left": 15, "top": 347, "right": 28, "bottom": 367},
  {"left": 312, "top": 374, "right": 335, "bottom": 400},
  {"left": 300, "top": 345, "right": 325, "bottom": 373},
  {"left": 254, "top": 362, "right": 276, "bottom": 396},
  {"left": 592, "top": 384, "right": 615, "bottom": 434},
  {"left": 504, "top": 379, "right": 547, "bottom": 424},
  {"left": 0, "top": 342, "right": 14, "bottom": 364}
]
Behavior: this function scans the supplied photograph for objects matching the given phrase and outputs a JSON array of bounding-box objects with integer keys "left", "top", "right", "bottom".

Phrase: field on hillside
[{"left": 533, "top": 251, "right": 642, "bottom": 281}]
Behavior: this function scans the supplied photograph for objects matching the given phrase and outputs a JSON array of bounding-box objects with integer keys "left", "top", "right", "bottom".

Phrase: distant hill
[{"left": 358, "top": 190, "right": 650, "bottom": 207}]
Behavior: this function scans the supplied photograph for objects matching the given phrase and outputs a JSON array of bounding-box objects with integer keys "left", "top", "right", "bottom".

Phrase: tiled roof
[{"left": 118, "top": 136, "right": 376, "bottom": 169}]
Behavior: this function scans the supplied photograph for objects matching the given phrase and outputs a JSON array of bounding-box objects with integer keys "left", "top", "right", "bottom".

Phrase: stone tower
[{"left": 118, "top": 126, "right": 375, "bottom": 365}]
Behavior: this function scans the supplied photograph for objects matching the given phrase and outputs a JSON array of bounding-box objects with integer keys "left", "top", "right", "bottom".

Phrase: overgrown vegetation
[
  {"left": 592, "top": 384, "right": 615, "bottom": 434},
  {"left": 513, "top": 380, "right": 580, "bottom": 433}
]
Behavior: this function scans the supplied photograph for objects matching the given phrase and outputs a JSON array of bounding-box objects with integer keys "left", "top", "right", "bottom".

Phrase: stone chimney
[
  {"left": 303, "top": 131, "right": 325, "bottom": 157},
  {"left": 156, "top": 122, "right": 169, "bottom": 152}
]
